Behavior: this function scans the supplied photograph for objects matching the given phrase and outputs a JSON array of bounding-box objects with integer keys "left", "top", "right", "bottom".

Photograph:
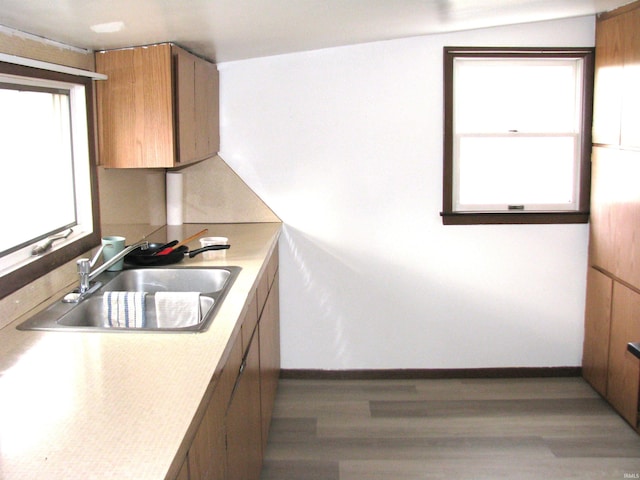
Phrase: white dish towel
[
  {"left": 103, "top": 291, "right": 148, "bottom": 328},
  {"left": 155, "top": 292, "right": 201, "bottom": 328}
]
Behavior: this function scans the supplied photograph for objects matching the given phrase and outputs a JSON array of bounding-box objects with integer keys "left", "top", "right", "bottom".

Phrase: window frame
[
  {"left": 441, "top": 47, "right": 594, "bottom": 225},
  {"left": 0, "top": 61, "right": 101, "bottom": 299}
]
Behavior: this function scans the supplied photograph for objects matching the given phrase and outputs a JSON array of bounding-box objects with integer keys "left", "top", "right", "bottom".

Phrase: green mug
[{"left": 101, "top": 236, "right": 126, "bottom": 271}]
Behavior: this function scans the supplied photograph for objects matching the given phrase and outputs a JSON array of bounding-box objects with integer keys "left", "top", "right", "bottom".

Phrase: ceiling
[{"left": 0, "top": 0, "right": 633, "bottom": 63}]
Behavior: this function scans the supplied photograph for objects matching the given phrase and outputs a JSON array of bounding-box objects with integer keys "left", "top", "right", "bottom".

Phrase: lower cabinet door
[
  {"left": 208, "top": 388, "right": 228, "bottom": 480},
  {"left": 175, "top": 457, "right": 189, "bottom": 480},
  {"left": 608, "top": 282, "right": 640, "bottom": 427},
  {"left": 260, "top": 276, "right": 280, "bottom": 453},
  {"left": 226, "top": 330, "right": 262, "bottom": 480},
  {"left": 188, "top": 385, "right": 228, "bottom": 480},
  {"left": 583, "top": 267, "right": 613, "bottom": 396}
]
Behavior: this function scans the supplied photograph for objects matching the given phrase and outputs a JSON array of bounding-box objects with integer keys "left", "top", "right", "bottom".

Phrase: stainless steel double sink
[{"left": 17, "top": 267, "right": 241, "bottom": 333}]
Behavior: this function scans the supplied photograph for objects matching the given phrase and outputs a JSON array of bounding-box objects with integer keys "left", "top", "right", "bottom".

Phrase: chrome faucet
[{"left": 63, "top": 241, "right": 149, "bottom": 303}]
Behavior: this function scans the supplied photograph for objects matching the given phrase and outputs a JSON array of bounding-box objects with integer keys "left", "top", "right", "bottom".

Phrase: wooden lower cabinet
[
  {"left": 177, "top": 245, "right": 280, "bottom": 480},
  {"left": 583, "top": 269, "right": 640, "bottom": 429},
  {"left": 608, "top": 283, "right": 640, "bottom": 427}
]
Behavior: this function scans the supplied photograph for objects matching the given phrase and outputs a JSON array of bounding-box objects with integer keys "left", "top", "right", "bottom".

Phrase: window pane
[
  {"left": 454, "top": 59, "right": 580, "bottom": 133},
  {"left": 0, "top": 88, "right": 76, "bottom": 254},
  {"left": 457, "top": 136, "right": 576, "bottom": 206}
]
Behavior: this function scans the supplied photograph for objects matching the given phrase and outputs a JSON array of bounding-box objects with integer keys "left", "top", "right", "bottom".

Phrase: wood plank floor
[{"left": 260, "top": 377, "right": 640, "bottom": 479}]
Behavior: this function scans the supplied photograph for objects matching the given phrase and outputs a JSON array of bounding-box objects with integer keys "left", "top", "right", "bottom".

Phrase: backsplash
[
  {"left": 98, "top": 155, "right": 279, "bottom": 225},
  {"left": 98, "top": 167, "right": 167, "bottom": 225}
]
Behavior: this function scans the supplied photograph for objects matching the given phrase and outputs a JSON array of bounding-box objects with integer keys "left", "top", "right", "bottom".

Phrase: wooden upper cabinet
[
  {"left": 620, "top": 8, "right": 640, "bottom": 148},
  {"left": 593, "top": 4, "right": 640, "bottom": 148},
  {"left": 592, "top": 14, "right": 624, "bottom": 146},
  {"left": 95, "top": 43, "right": 219, "bottom": 168}
]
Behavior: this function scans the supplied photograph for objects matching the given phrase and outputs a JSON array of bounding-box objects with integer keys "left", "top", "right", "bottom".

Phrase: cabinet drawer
[
  {"left": 267, "top": 245, "right": 279, "bottom": 287},
  {"left": 257, "top": 245, "right": 279, "bottom": 317},
  {"left": 256, "top": 267, "right": 269, "bottom": 317},
  {"left": 242, "top": 293, "right": 259, "bottom": 356}
]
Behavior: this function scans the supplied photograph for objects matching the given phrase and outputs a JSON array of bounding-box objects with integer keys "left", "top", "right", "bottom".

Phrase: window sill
[{"left": 440, "top": 211, "right": 589, "bottom": 225}]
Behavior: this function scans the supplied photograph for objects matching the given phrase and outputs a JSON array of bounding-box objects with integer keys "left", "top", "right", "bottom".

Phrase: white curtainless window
[
  {"left": 0, "top": 79, "right": 89, "bottom": 254},
  {"left": 0, "top": 61, "right": 101, "bottom": 299},
  {"left": 441, "top": 47, "right": 594, "bottom": 225}
]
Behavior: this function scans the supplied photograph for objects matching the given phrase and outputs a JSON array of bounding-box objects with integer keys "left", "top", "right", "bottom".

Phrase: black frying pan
[{"left": 124, "top": 242, "right": 230, "bottom": 266}]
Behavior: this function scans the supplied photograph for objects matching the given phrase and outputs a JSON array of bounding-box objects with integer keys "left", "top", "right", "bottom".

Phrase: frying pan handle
[{"left": 187, "top": 244, "right": 231, "bottom": 258}]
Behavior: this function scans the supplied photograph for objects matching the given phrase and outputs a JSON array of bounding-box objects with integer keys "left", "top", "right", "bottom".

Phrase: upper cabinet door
[
  {"left": 175, "top": 46, "right": 198, "bottom": 164},
  {"left": 95, "top": 43, "right": 219, "bottom": 168},
  {"left": 96, "top": 44, "right": 175, "bottom": 168},
  {"left": 620, "top": 8, "right": 640, "bottom": 148},
  {"left": 592, "top": 14, "right": 624, "bottom": 146},
  {"left": 593, "top": 7, "right": 640, "bottom": 149},
  {"left": 199, "top": 59, "right": 220, "bottom": 160},
  {"left": 590, "top": 147, "right": 640, "bottom": 287},
  {"left": 175, "top": 45, "right": 220, "bottom": 165}
]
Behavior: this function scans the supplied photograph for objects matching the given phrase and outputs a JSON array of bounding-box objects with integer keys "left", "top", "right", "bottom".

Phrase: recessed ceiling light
[{"left": 90, "top": 21, "right": 125, "bottom": 34}]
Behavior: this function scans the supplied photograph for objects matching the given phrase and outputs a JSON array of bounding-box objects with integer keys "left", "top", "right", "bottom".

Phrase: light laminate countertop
[{"left": 0, "top": 222, "right": 281, "bottom": 479}]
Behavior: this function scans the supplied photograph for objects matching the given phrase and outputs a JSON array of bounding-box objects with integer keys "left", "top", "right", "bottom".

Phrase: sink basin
[
  {"left": 17, "top": 266, "right": 241, "bottom": 333},
  {"left": 102, "top": 268, "right": 233, "bottom": 293},
  {"left": 55, "top": 294, "right": 215, "bottom": 329}
]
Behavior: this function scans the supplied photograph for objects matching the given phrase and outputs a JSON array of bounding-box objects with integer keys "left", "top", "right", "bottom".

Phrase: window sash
[
  {"left": 0, "top": 87, "right": 77, "bottom": 256},
  {"left": 452, "top": 58, "right": 584, "bottom": 135},
  {"left": 453, "top": 133, "right": 581, "bottom": 212}
]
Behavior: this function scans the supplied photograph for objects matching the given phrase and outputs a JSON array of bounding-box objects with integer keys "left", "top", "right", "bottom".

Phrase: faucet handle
[{"left": 77, "top": 258, "right": 91, "bottom": 274}]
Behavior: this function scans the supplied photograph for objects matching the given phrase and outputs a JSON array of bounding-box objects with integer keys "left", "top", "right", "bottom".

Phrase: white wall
[{"left": 219, "top": 16, "right": 595, "bottom": 370}]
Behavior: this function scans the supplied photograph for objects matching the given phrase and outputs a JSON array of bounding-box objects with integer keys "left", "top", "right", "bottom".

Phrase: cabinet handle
[{"left": 229, "top": 358, "right": 247, "bottom": 403}]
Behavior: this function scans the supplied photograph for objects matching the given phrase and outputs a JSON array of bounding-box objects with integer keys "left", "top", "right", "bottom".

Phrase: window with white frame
[
  {"left": 441, "top": 47, "right": 594, "bottom": 225},
  {"left": 0, "top": 62, "right": 101, "bottom": 299}
]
